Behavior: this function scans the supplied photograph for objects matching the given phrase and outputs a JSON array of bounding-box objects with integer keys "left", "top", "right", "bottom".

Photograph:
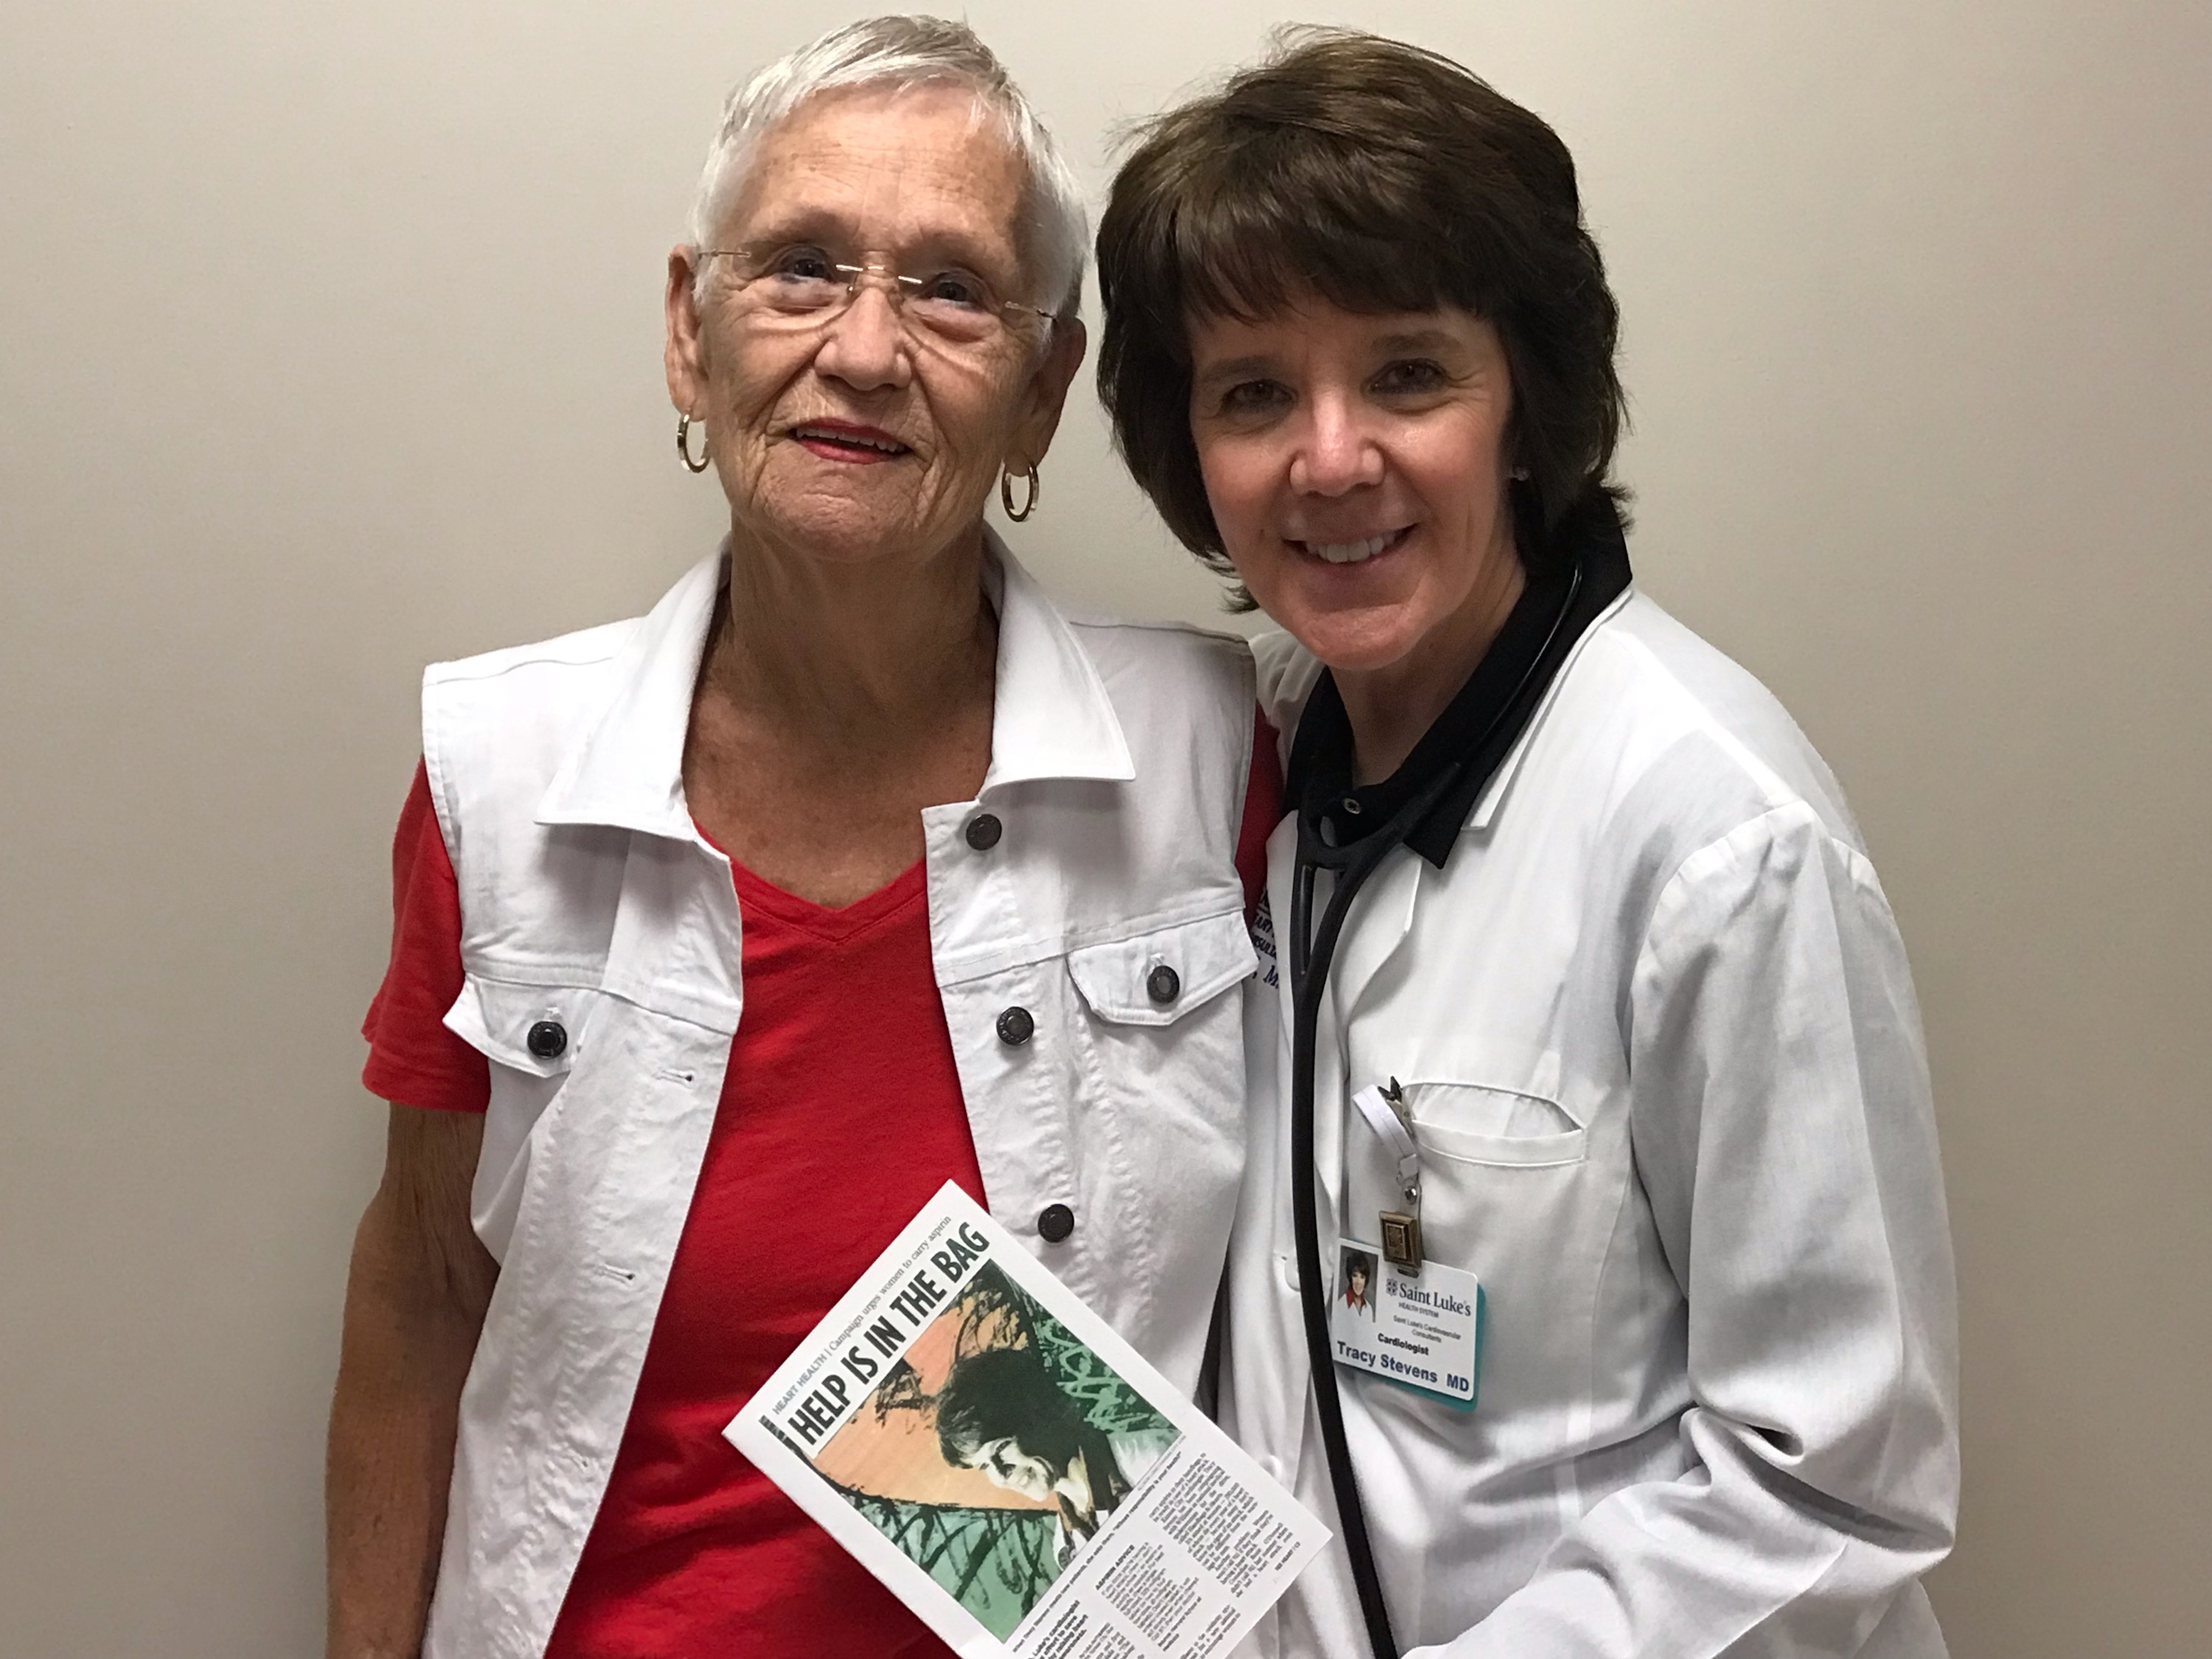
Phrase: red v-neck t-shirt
[
  {"left": 545, "top": 852, "right": 975, "bottom": 1658},
  {"left": 360, "top": 727, "right": 1279, "bottom": 1658}
]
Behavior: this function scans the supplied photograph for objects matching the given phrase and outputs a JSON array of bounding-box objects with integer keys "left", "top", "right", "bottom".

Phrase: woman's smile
[
  {"left": 1283, "top": 529, "right": 1416, "bottom": 575},
  {"left": 1287, "top": 524, "right": 1415, "bottom": 566},
  {"left": 787, "top": 418, "right": 912, "bottom": 464}
]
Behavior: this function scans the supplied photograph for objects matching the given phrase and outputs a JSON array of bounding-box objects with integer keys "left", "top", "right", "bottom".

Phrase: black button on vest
[
  {"left": 1037, "top": 1203, "right": 1075, "bottom": 1243},
  {"left": 1146, "top": 964, "right": 1181, "bottom": 1004},
  {"left": 995, "top": 1006, "right": 1034, "bottom": 1046},
  {"left": 526, "top": 1020, "right": 567, "bottom": 1060},
  {"left": 964, "top": 813, "right": 1003, "bottom": 851}
]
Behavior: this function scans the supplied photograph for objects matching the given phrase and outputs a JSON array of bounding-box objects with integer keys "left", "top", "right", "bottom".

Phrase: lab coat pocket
[
  {"left": 1408, "top": 1081, "right": 1586, "bottom": 1169},
  {"left": 1399, "top": 1081, "right": 1596, "bottom": 1430},
  {"left": 1407, "top": 1084, "right": 1584, "bottom": 1177}
]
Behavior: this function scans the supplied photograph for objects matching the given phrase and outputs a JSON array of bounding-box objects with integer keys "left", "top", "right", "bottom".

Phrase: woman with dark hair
[
  {"left": 937, "top": 1346, "right": 1173, "bottom": 1567},
  {"left": 1096, "top": 29, "right": 1958, "bottom": 1659},
  {"left": 1340, "top": 1249, "right": 1375, "bottom": 1315}
]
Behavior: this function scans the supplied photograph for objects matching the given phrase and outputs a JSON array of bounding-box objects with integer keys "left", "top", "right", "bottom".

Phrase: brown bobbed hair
[{"left": 1096, "top": 28, "right": 1627, "bottom": 594}]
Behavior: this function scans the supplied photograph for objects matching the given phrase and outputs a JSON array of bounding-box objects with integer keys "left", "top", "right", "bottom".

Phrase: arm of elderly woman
[
  {"left": 1416, "top": 810, "right": 1954, "bottom": 1658},
  {"left": 326, "top": 1105, "right": 495, "bottom": 1659}
]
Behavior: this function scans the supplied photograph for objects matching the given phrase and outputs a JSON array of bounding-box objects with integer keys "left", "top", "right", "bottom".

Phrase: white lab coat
[{"left": 1222, "top": 588, "right": 1959, "bottom": 1659}]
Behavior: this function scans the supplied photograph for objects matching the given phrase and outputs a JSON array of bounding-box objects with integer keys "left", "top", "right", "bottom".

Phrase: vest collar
[
  {"left": 535, "top": 529, "right": 1133, "bottom": 838},
  {"left": 978, "top": 526, "right": 1136, "bottom": 790}
]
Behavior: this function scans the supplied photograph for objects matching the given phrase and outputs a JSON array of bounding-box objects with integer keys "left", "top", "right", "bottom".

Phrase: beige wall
[{"left": 3, "top": 2, "right": 2205, "bottom": 1653}]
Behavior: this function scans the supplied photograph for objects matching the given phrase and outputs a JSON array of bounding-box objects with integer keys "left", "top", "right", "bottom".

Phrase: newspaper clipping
[{"left": 728, "top": 1183, "right": 1328, "bottom": 1659}]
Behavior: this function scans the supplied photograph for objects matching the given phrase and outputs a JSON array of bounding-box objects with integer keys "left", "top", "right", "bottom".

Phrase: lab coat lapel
[
  {"left": 1309, "top": 849, "right": 1422, "bottom": 1220},
  {"left": 1311, "top": 984, "right": 1348, "bottom": 1237},
  {"left": 1256, "top": 833, "right": 1425, "bottom": 1479},
  {"left": 1328, "top": 846, "right": 1425, "bottom": 1031}
]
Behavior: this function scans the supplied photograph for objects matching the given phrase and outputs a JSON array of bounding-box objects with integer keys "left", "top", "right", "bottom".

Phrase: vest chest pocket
[
  {"left": 446, "top": 973, "right": 594, "bottom": 1079},
  {"left": 1062, "top": 908, "right": 1257, "bottom": 1152},
  {"left": 1053, "top": 909, "right": 1255, "bottom": 1293},
  {"left": 1065, "top": 908, "right": 1258, "bottom": 1026},
  {"left": 445, "top": 974, "right": 604, "bottom": 1262}
]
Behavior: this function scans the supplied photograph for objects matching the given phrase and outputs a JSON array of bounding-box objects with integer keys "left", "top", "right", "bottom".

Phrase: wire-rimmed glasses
[{"left": 698, "top": 244, "right": 1056, "bottom": 351}]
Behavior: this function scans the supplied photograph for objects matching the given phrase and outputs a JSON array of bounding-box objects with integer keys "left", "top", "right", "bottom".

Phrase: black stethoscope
[{"left": 1283, "top": 554, "right": 1582, "bottom": 1659}]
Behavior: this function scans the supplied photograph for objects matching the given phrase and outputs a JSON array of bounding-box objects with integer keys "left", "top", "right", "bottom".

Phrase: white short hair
[{"left": 689, "top": 15, "right": 1088, "bottom": 320}]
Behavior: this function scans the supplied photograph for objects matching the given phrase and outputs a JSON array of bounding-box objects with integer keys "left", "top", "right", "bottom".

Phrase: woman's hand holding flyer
[{"left": 726, "top": 1183, "right": 1328, "bottom": 1658}]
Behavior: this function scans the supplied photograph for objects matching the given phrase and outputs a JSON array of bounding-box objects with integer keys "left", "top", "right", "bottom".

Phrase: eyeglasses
[{"left": 698, "top": 245, "right": 1056, "bottom": 349}]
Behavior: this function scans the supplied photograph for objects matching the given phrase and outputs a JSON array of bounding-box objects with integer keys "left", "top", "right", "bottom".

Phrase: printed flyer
[{"left": 727, "top": 1183, "right": 1329, "bottom": 1658}]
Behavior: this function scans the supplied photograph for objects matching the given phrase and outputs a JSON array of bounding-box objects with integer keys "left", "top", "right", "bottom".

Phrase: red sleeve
[
  {"left": 1236, "top": 710, "right": 1284, "bottom": 919},
  {"left": 361, "top": 761, "right": 491, "bottom": 1113}
]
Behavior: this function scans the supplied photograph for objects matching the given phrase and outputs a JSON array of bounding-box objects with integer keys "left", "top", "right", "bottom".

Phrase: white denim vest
[{"left": 417, "top": 539, "right": 1259, "bottom": 1659}]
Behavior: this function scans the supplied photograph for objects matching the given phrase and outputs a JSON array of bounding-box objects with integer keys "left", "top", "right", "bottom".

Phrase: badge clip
[
  {"left": 1378, "top": 1208, "right": 1424, "bottom": 1275},
  {"left": 1354, "top": 1078, "right": 1424, "bottom": 1274}
]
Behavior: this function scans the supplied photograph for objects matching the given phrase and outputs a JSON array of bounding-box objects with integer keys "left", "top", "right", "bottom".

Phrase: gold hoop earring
[
  {"left": 1000, "top": 463, "right": 1039, "bottom": 521},
  {"left": 677, "top": 414, "right": 712, "bottom": 474}
]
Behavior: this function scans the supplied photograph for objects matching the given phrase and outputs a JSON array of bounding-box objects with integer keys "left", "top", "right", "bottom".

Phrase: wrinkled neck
[{"left": 704, "top": 521, "right": 996, "bottom": 748}]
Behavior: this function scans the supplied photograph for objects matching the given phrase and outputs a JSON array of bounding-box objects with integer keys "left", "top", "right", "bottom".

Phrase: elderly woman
[
  {"left": 327, "top": 18, "right": 1271, "bottom": 1659},
  {"left": 1097, "top": 29, "right": 1958, "bottom": 1659}
]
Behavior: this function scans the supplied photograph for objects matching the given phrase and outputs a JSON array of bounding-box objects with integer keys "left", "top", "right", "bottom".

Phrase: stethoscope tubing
[{"left": 1288, "top": 832, "right": 1408, "bottom": 1659}]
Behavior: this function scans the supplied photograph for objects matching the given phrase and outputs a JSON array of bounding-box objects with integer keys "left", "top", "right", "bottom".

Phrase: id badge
[{"left": 1329, "top": 1239, "right": 1485, "bottom": 1410}]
